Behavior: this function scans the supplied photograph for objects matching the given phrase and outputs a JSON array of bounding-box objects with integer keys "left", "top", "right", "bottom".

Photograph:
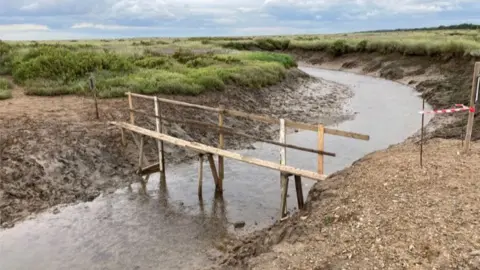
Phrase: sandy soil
[
  {"left": 214, "top": 139, "right": 480, "bottom": 270},
  {"left": 0, "top": 69, "right": 353, "bottom": 228}
]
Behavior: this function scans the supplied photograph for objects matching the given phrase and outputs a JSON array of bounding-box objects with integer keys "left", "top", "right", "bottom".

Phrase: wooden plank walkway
[{"left": 110, "top": 121, "right": 328, "bottom": 181}]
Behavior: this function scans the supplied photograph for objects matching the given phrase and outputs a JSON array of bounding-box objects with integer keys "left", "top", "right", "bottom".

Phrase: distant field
[{"left": 1, "top": 26, "right": 479, "bottom": 99}]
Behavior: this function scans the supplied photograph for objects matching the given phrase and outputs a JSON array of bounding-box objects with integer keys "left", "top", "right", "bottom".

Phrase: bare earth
[
  {"left": 215, "top": 139, "right": 480, "bottom": 269},
  {"left": 212, "top": 53, "right": 480, "bottom": 270},
  {"left": 0, "top": 69, "right": 353, "bottom": 228}
]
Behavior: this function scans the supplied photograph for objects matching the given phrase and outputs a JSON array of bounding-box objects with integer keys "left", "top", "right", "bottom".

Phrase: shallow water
[{"left": 0, "top": 68, "right": 433, "bottom": 270}]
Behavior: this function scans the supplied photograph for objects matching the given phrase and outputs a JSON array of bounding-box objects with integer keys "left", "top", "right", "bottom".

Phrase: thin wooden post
[
  {"left": 280, "top": 173, "right": 289, "bottom": 219},
  {"left": 218, "top": 105, "right": 225, "bottom": 190},
  {"left": 279, "top": 119, "right": 288, "bottom": 218},
  {"left": 138, "top": 135, "right": 144, "bottom": 170},
  {"left": 128, "top": 92, "right": 135, "bottom": 125},
  {"left": 420, "top": 98, "right": 425, "bottom": 167},
  {"left": 198, "top": 154, "right": 204, "bottom": 198},
  {"left": 465, "top": 62, "right": 480, "bottom": 152},
  {"left": 89, "top": 75, "right": 99, "bottom": 120},
  {"left": 154, "top": 97, "right": 166, "bottom": 180},
  {"left": 317, "top": 125, "right": 325, "bottom": 175},
  {"left": 207, "top": 154, "right": 222, "bottom": 193},
  {"left": 294, "top": 175, "right": 304, "bottom": 210},
  {"left": 120, "top": 128, "right": 126, "bottom": 146}
]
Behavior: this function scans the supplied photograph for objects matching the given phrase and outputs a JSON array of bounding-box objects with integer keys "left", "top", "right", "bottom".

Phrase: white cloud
[
  {"left": 71, "top": 22, "right": 161, "bottom": 30},
  {"left": 0, "top": 24, "right": 50, "bottom": 32}
]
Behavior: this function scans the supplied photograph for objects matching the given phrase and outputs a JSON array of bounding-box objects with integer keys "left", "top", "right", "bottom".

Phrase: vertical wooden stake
[
  {"left": 294, "top": 175, "right": 304, "bottom": 210},
  {"left": 154, "top": 97, "right": 165, "bottom": 179},
  {"left": 138, "top": 135, "right": 144, "bottom": 170},
  {"left": 218, "top": 105, "right": 225, "bottom": 190},
  {"left": 420, "top": 98, "right": 425, "bottom": 168},
  {"left": 128, "top": 92, "right": 135, "bottom": 125},
  {"left": 280, "top": 173, "right": 289, "bottom": 219},
  {"left": 317, "top": 125, "right": 325, "bottom": 175},
  {"left": 198, "top": 154, "right": 204, "bottom": 198},
  {"left": 279, "top": 119, "right": 288, "bottom": 218},
  {"left": 465, "top": 62, "right": 480, "bottom": 152},
  {"left": 89, "top": 75, "right": 99, "bottom": 120},
  {"left": 120, "top": 128, "right": 126, "bottom": 146},
  {"left": 207, "top": 154, "right": 222, "bottom": 193}
]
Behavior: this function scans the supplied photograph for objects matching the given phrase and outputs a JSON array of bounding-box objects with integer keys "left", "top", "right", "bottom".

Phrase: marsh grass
[
  {"left": 0, "top": 78, "right": 13, "bottom": 100},
  {"left": 0, "top": 41, "right": 295, "bottom": 98}
]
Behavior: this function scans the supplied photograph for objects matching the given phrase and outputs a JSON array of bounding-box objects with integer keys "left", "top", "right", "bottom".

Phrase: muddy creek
[{"left": 0, "top": 67, "right": 433, "bottom": 270}]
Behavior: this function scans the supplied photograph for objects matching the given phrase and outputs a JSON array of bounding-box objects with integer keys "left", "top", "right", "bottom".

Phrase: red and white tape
[{"left": 419, "top": 104, "right": 475, "bottom": 115}]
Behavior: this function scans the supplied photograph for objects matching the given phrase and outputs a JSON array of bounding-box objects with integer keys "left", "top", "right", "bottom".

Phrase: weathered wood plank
[
  {"left": 464, "top": 62, "right": 480, "bottom": 151},
  {"left": 129, "top": 108, "right": 336, "bottom": 157},
  {"left": 218, "top": 105, "right": 225, "bottom": 184},
  {"left": 126, "top": 92, "right": 369, "bottom": 141},
  {"left": 110, "top": 122, "right": 328, "bottom": 181}
]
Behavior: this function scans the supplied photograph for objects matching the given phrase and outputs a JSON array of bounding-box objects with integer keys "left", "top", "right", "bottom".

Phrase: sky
[{"left": 0, "top": 0, "right": 480, "bottom": 40}]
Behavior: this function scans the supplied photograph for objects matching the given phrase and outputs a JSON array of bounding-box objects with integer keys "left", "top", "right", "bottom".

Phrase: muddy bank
[
  {"left": 214, "top": 139, "right": 480, "bottom": 269},
  {"left": 292, "top": 51, "right": 480, "bottom": 141},
  {"left": 0, "top": 68, "right": 352, "bottom": 228},
  {"left": 212, "top": 53, "right": 480, "bottom": 269}
]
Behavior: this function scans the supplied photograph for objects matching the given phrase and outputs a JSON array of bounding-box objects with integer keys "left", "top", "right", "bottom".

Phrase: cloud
[
  {"left": 0, "top": 0, "right": 479, "bottom": 40},
  {"left": 0, "top": 24, "right": 49, "bottom": 32}
]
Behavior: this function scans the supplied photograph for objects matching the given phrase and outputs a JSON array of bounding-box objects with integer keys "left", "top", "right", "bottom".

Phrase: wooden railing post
[
  {"left": 279, "top": 119, "right": 289, "bottom": 218},
  {"left": 154, "top": 96, "right": 166, "bottom": 181},
  {"left": 317, "top": 124, "right": 325, "bottom": 175},
  {"left": 218, "top": 105, "right": 225, "bottom": 191},
  {"left": 198, "top": 154, "right": 204, "bottom": 198},
  {"left": 128, "top": 92, "right": 135, "bottom": 125},
  {"left": 464, "top": 62, "right": 480, "bottom": 152}
]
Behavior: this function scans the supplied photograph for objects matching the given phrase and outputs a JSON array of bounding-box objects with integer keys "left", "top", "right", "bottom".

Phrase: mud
[
  {"left": 293, "top": 51, "right": 480, "bottom": 142},
  {"left": 211, "top": 51, "right": 480, "bottom": 270},
  {"left": 0, "top": 68, "right": 353, "bottom": 228}
]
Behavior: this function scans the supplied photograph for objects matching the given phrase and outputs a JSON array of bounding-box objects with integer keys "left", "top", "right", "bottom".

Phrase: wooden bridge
[{"left": 109, "top": 92, "right": 369, "bottom": 218}]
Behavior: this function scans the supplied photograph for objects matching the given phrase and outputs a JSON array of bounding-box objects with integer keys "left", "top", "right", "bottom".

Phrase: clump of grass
[{"left": 0, "top": 78, "right": 13, "bottom": 100}]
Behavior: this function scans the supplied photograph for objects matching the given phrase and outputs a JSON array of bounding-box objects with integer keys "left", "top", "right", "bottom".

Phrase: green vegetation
[
  {"left": 209, "top": 29, "right": 480, "bottom": 57},
  {"left": 0, "top": 40, "right": 296, "bottom": 98},
  {"left": 0, "top": 78, "right": 13, "bottom": 100}
]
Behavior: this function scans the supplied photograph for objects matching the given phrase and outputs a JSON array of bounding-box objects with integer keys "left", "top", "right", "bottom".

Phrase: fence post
[
  {"left": 128, "top": 92, "right": 135, "bottom": 125},
  {"left": 279, "top": 119, "right": 289, "bottom": 218},
  {"left": 89, "top": 75, "right": 99, "bottom": 120},
  {"left": 317, "top": 124, "right": 325, "bottom": 175},
  {"left": 218, "top": 105, "right": 225, "bottom": 191},
  {"left": 154, "top": 97, "right": 166, "bottom": 180},
  {"left": 464, "top": 62, "right": 480, "bottom": 152}
]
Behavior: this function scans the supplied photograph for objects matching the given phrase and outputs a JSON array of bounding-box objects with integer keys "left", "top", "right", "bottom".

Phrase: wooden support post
[
  {"left": 279, "top": 119, "right": 288, "bottom": 218},
  {"left": 207, "top": 154, "right": 222, "bottom": 193},
  {"left": 154, "top": 97, "right": 166, "bottom": 181},
  {"left": 89, "top": 75, "right": 99, "bottom": 120},
  {"left": 280, "top": 118, "right": 286, "bottom": 188},
  {"left": 317, "top": 125, "right": 325, "bottom": 175},
  {"left": 465, "top": 62, "right": 480, "bottom": 152},
  {"left": 120, "top": 128, "right": 126, "bottom": 146},
  {"left": 280, "top": 173, "right": 289, "bottom": 219},
  {"left": 128, "top": 92, "right": 135, "bottom": 125},
  {"left": 294, "top": 175, "right": 304, "bottom": 210},
  {"left": 198, "top": 154, "right": 204, "bottom": 198},
  {"left": 138, "top": 135, "right": 144, "bottom": 170},
  {"left": 218, "top": 105, "right": 225, "bottom": 190},
  {"left": 420, "top": 98, "right": 425, "bottom": 167}
]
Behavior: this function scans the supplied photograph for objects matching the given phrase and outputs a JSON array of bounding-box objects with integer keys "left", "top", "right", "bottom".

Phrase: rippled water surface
[{"left": 0, "top": 68, "right": 433, "bottom": 270}]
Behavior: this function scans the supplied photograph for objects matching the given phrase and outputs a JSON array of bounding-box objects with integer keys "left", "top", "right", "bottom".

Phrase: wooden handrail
[{"left": 126, "top": 92, "right": 370, "bottom": 141}]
